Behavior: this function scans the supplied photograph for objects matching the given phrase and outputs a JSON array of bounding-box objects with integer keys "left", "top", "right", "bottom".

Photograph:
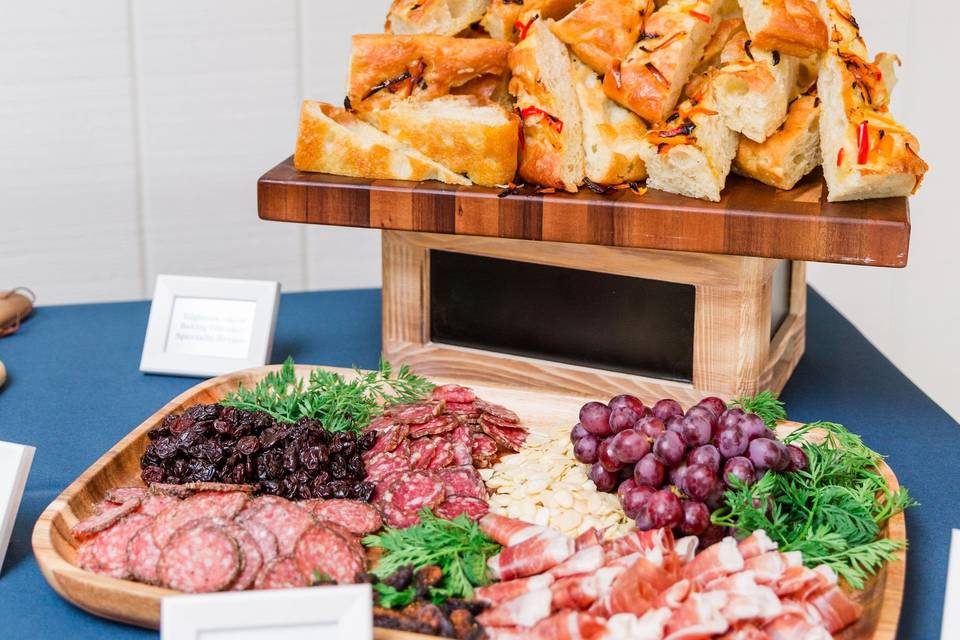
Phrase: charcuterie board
[{"left": 32, "top": 365, "right": 904, "bottom": 638}]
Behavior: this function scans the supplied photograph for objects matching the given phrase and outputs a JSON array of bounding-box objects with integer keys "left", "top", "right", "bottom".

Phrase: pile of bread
[{"left": 293, "top": 0, "right": 927, "bottom": 202}]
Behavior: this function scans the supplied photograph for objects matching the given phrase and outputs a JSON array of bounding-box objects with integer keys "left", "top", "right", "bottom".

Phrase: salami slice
[
  {"left": 387, "top": 471, "right": 444, "bottom": 514},
  {"left": 444, "top": 401, "right": 481, "bottom": 416},
  {"left": 388, "top": 402, "right": 440, "bottom": 425},
  {"left": 447, "top": 426, "right": 475, "bottom": 466},
  {"left": 310, "top": 519, "right": 366, "bottom": 569},
  {"left": 309, "top": 499, "right": 383, "bottom": 536},
  {"left": 362, "top": 415, "right": 396, "bottom": 434},
  {"left": 364, "top": 451, "right": 410, "bottom": 483},
  {"left": 239, "top": 518, "right": 279, "bottom": 563},
  {"left": 244, "top": 501, "right": 315, "bottom": 555},
  {"left": 75, "top": 539, "right": 100, "bottom": 573},
  {"left": 470, "top": 434, "right": 499, "bottom": 467},
  {"left": 221, "top": 523, "right": 263, "bottom": 591},
  {"left": 435, "top": 497, "right": 489, "bottom": 521},
  {"left": 127, "top": 525, "right": 162, "bottom": 585},
  {"left": 409, "top": 438, "right": 438, "bottom": 470},
  {"left": 159, "top": 523, "right": 240, "bottom": 593},
  {"left": 381, "top": 503, "right": 422, "bottom": 528},
  {"left": 137, "top": 494, "right": 180, "bottom": 518},
  {"left": 294, "top": 524, "right": 364, "bottom": 585},
  {"left": 479, "top": 419, "right": 526, "bottom": 452},
  {"left": 104, "top": 487, "right": 147, "bottom": 504},
  {"left": 478, "top": 411, "right": 522, "bottom": 430},
  {"left": 255, "top": 555, "right": 308, "bottom": 590},
  {"left": 427, "top": 439, "right": 456, "bottom": 470},
  {"left": 72, "top": 497, "right": 142, "bottom": 540},
  {"left": 85, "top": 512, "right": 153, "bottom": 579},
  {"left": 439, "top": 466, "right": 488, "bottom": 500},
  {"left": 93, "top": 499, "right": 120, "bottom": 515},
  {"left": 152, "top": 491, "right": 250, "bottom": 547},
  {"left": 362, "top": 422, "right": 410, "bottom": 460},
  {"left": 409, "top": 415, "right": 459, "bottom": 439},
  {"left": 431, "top": 384, "right": 477, "bottom": 404},
  {"left": 183, "top": 481, "right": 256, "bottom": 493},
  {"left": 148, "top": 483, "right": 195, "bottom": 499},
  {"left": 477, "top": 401, "right": 520, "bottom": 423}
]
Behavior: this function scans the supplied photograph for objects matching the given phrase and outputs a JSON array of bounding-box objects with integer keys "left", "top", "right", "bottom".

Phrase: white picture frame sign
[
  {"left": 161, "top": 584, "right": 373, "bottom": 640},
  {"left": 140, "top": 275, "right": 280, "bottom": 377},
  {"left": 0, "top": 441, "right": 35, "bottom": 576}
]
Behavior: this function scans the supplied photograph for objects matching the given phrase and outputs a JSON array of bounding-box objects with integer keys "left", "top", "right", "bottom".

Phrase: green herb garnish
[
  {"left": 363, "top": 509, "right": 501, "bottom": 603},
  {"left": 729, "top": 390, "right": 787, "bottom": 429},
  {"left": 220, "top": 356, "right": 434, "bottom": 431},
  {"left": 712, "top": 421, "right": 916, "bottom": 589}
]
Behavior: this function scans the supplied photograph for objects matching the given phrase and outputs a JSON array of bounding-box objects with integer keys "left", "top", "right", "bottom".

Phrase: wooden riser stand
[{"left": 382, "top": 231, "right": 806, "bottom": 406}]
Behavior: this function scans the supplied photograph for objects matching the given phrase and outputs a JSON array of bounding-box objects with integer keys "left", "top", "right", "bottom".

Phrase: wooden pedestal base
[{"left": 382, "top": 231, "right": 806, "bottom": 406}]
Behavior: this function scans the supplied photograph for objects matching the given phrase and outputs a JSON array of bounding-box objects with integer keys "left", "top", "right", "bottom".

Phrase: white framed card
[
  {"left": 0, "top": 441, "right": 35, "bottom": 576},
  {"left": 161, "top": 584, "right": 373, "bottom": 640},
  {"left": 140, "top": 275, "right": 280, "bottom": 377}
]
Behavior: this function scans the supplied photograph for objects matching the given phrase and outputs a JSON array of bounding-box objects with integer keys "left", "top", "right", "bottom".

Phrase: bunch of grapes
[{"left": 571, "top": 395, "right": 808, "bottom": 548}]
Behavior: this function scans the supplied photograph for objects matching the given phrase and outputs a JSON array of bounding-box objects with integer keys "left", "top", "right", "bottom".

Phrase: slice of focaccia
[
  {"left": 509, "top": 19, "right": 584, "bottom": 192},
  {"left": 712, "top": 30, "right": 799, "bottom": 142},
  {"left": 294, "top": 101, "right": 470, "bottom": 186},
  {"left": 347, "top": 34, "right": 512, "bottom": 111},
  {"left": 817, "top": 0, "right": 927, "bottom": 201},
  {"left": 481, "top": 0, "right": 580, "bottom": 42},
  {"left": 572, "top": 58, "right": 648, "bottom": 185},
  {"left": 733, "top": 93, "right": 821, "bottom": 189},
  {"left": 386, "top": 0, "right": 490, "bottom": 37},
  {"left": 363, "top": 95, "right": 519, "bottom": 187},
  {"left": 638, "top": 77, "right": 740, "bottom": 201},
  {"left": 551, "top": 0, "right": 649, "bottom": 75},
  {"left": 739, "top": 0, "right": 828, "bottom": 58},
  {"left": 602, "top": 0, "right": 724, "bottom": 124}
]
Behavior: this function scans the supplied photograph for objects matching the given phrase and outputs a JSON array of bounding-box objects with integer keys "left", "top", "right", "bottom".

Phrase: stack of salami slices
[
  {"left": 362, "top": 384, "right": 527, "bottom": 528},
  {"left": 71, "top": 483, "right": 381, "bottom": 593}
]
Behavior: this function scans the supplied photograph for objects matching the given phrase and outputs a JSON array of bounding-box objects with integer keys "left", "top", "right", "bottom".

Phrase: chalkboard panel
[{"left": 430, "top": 251, "right": 696, "bottom": 382}]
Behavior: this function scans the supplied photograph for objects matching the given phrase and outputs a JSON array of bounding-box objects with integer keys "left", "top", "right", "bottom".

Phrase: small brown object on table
[{"left": 33, "top": 365, "right": 904, "bottom": 639}]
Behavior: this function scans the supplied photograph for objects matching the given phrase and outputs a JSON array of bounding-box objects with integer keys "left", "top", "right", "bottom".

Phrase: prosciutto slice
[
  {"left": 551, "top": 566, "right": 624, "bottom": 611},
  {"left": 604, "top": 609, "right": 671, "bottom": 640},
  {"left": 549, "top": 545, "right": 606, "bottom": 579},
  {"left": 605, "top": 556, "right": 678, "bottom": 616},
  {"left": 737, "top": 530, "right": 778, "bottom": 560},
  {"left": 683, "top": 537, "right": 744, "bottom": 588},
  {"left": 480, "top": 513, "right": 548, "bottom": 547},
  {"left": 575, "top": 527, "right": 604, "bottom": 551},
  {"left": 805, "top": 585, "right": 863, "bottom": 633},
  {"left": 530, "top": 610, "right": 609, "bottom": 640},
  {"left": 475, "top": 574, "right": 555, "bottom": 607},
  {"left": 488, "top": 530, "right": 576, "bottom": 581},
  {"left": 764, "top": 611, "right": 832, "bottom": 640},
  {"left": 743, "top": 551, "right": 787, "bottom": 585},
  {"left": 477, "top": 588, "right": 553, "bottom": 628},
  {"left": 706, "top": 572, "right": 783, "bottom": 623},
  {"left": 664, "top": 592, "right": 730, "bottom": 640}
]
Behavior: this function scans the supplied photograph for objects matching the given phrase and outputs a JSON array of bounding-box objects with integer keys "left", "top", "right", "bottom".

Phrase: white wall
[{"left": 1, "top": 1, "right": 958, "bottom": 420}]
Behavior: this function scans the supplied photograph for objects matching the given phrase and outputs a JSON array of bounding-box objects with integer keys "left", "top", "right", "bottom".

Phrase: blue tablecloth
[{"left": 0, "top": 288, "right": 954, "bottom": 638}]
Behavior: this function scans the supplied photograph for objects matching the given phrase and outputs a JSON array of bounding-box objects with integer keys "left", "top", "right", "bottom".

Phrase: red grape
[
  {"left": 722, "top": 456, "right": 755, "bottom": 487},
  {"left": 680, "top": 414, "right": 712, "bottom": 447},
  {"left": 611, "top": 429, "right": 650, "bottom": 464},
  {"left": 685, "top": 405, "right": 718, "bottom": 431},
  {"left": 679, "top": 500, "right": 710, "bottom": 535},
  {"left": 580, "top": 401, "right": 613, "bottom": 437},
  {"left": 684, "top": 463, "right": 718, "bottom": 501},
  {"left": 598, "top": 439, "right": 624, "bottom": 472},
  {"left": 715, "top": 424, "right": 748, "bottom": 458},
  {"left": 748, "top": 438, "right": 788, "bottom": 471},
  {"left": 634, "top": 453, "right": 665, "bottom": 487},
  {"left": 609, "top": 406, "right": 641, "bottom": 434},
  {"left": 609, "top": 394, "right": 645, "bottom": 416},
  {"left": 617, "top": 478, "right": 638, "bottom": 502},
  {"left": 704, "top": 483, "right": 726, "bottom": 510},
  {"left": 647, "top": 490, "right": 682, "bottom": 529},
  {"left": 573, "top": 434, "right": 601, "bottom": 464},
  {"left": 738, "top": 413, "right": 770, "bottom": 441},
  {"left": 718, "top": 407, "right": 745, "bottom": 431},
  {"left": 669, "top": 462, "right": 689, "bottom": 492},
  {"left": 665, "top": 415, "right": 685, "bottom": 435},
  {"left": 687, "top": 444, "right": 721, "bottom": 473},
  {"left": 652, "top": 431, "right": 685, "bottom": 466},
  {"left": 622, "top": 485, "right": 656, "bottom": 520},
  {"left": 636, "top": 415, "right": 666, "bottom": 439},
  {"left": 697, "top": 396, "right": 727, "bottom": 417},
  {"left": 634, "top": 502, "right": 655, "bottom": 531},
  {"left": 589, "top": 462, "right": 618, "bottom": 492},
  {"left": 786, "top": 444, "right": 809, "bottom": 471},
  {"left": 570, "top": 423, "right": 589, "bottom": 443},
  {"left": 652, "top": 399, "right": 684, "bottom": 422}
]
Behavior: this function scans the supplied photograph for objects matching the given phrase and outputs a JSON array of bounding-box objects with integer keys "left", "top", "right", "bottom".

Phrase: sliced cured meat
[
  {"left": 608, "top": 608, "right": 672, "bottom": 639},
  {"left": 487, "top": 530, "right": 576, "bottom": 581},
  {"left": 483, "top": 627, "right": 530, "bottom": 640},
  {"left": 137, "top": 494, "right": 180, "bottom": 518},
  {"left": 104, "top": 487, "right": 147, "bottom": 504},
  {"left": 388, "top": 402, "right": 440, "bottom": 425},
  {"left": 387, "top": 471, "right": 445, "bottom": 514},
  {"left": 243, "top": 500, "right": 315, "bottom": 555},
  {"left": 575, "top": 527, "right": 603, "bottom": 551},
  {"left": 363, "top": 415, "right": 396, "bottom": 434},
  {"left": 75, "top": 539, "right": 100, "bottom": 573},
  {"left": 91, "top": 513, "right": 153, "bottom": 579},
  {"left": 806, "top": 585, "right": 863, "bottom": 633},
  {"left": 476, "top": 588, "right": 553, "bottom": 628},
  {"left": 409, "top": 437, "right": 439, "bottom": 469},
  {"left": 409, "top": 415, "right": 459, "bottom": 439},
  {"left": 477, "top": 400, "right": 520, "bottom": 423},
  {"left": 364, "top": 451, "right": 409, "bottom": 483},
  {"left": 93, "top": 499, "right": 120, "bottom": 515},
  {"left": 675, "top": 536, "right": 699, "bottom": 565},
  {"left": 439, "top": 466, "right": 488, "bottom": 500},
  {"left": 182, "top": 481, "right": 255, "bottom": 493},
  {"left": 551, "top": 566, "right": 624, "bottom": 611},
  {"left": 446, "top": 426, "right": 474, "bottom": 466},
  {"left": 470, "top": 434, "right": 499, "bottom": 467},
  {"left": 531, "top": 611, "right": 610, "bottom": 639},
  {"left": 605, "top": 527, "right": 676, "bottom": 563},
  {"left": 435, "top": 496, "right": 489, "bottom": 521},
  {"left": 743, "top": 551, "right": 787, "bottom": 585},
  {"left": 444, "top": 401, "right": 481, "bottom": 419},
  {"left": 431, "top": 384, "right": 476, "bottom": 404},
  {"left": 682, "top": 537, "right": 744, "bottom": 589},
  {"left": 427, "top": 438, "right": 455, "bottom": 469},
  {"left": 152, "top": 490, "right": 250, "bottom": 547},
  {"left": 159, "top": 522, "right": 240, "bottom": 593},
  {"left": 309, "top": 499, "right": 382, "bottom": 536},
  {"left": 126, "top": 525, "right": 162, "bottom": 585},
  {"left": 255, "top": 555, "right": 309, "bottom": 590},
  {"left": 606, "top": 556, "right": 677, "bottom": 616},
  {"left": 655, "top": 578, "right": 692, "bottom": 609},
  {"left": 239, "top": 518, "right": 279, "bottom": 563},
  {"left": 72, "top": 497, "right": 142, "bottom": 539},
  {"left": 479, "top": 419, "right": 526, "bottom": 452},
  {"left": 479, "top": 513, "right": 546, "bottom": 547},
  {"left": 371, "top": 470, "right": 406, "bottom": 504},
  {"left": 148, "top": 482, "right": 194, "bottom": 498},
  {"left": 738, "top": 530, "right": 778, "bottom": 560},
  {"left": 362, "top": 423, "right": 410, "bottom": 459},
  {"left": 478, "top": 411, "right": 521, "bottom": 431},
  {"left": 294, "top": 524, "right": 364, "bottom": 585},
  {"left": 474, "top": 574, "right": 555, "bottom": 607},
  {"left": 224, "top": 525, "right": 263, "bottom": 591},
  {"left": 548, "top": 544, "right": 605, "bottom": 579},
  {"left": 310, "top": 519, "right": 366, "bottom": 568},
  {"left": 381, "top": 503, "right": 422, "bottom": 528},
  {"left": 664, "top": 591, "right": 730, "bottom": 639}
]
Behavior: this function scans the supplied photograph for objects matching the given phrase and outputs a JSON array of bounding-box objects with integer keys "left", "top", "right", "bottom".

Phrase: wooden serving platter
[
  {"left": 33, "top": 365, "right": 905, "bottom": 638},
  {"left": 257, "top": 158, "right": 911, "bottom": 267}
]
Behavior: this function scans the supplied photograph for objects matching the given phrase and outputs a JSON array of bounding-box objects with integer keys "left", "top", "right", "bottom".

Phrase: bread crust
[
  {"left": 386, "top": 0, "right": 490, "bottom": 37},
  {"left": 602, "top": 0, "right": 724, "bottom": 124},
  {"left": 363, "top": 96, "right": 519, "bottom": 187},
  {"left": 294, "top": 101, "right": 470, "bottom": 185},
  {"left": 481, "top": 0, "right": 580, "bottom": 42},
  {"left": 734, "top": 94, "right": 821, "bottom": 189},
  {"left": 741, "top": 0, "right": 828, "bottom": 58},
  {"left": 348, "top": 34, "right": 512, "bottom": 111},
  {"left": 551, "top": 0, "right": 647, "bottom": 75}
]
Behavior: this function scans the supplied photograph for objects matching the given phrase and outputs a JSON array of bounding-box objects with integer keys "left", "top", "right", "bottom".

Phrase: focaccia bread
[
  {"left": 294, "top": 101, "right": 470, "bottom": 185},
  {"left": 712, "top": 30, "right": 799, "bottom": 142},
  {"left": 509, "top": 19, "right": 584, "bottom": 192},
  {"left": 363, "top": 95, "right": 519, "bottom": 187},
  {"left": 602, "top": 0, "right": 724, "bottom": 124},
  {"left": 551, "top": 0, "right": 648, "bottom": 75},
  {"left": 817, "top": 0, "right": 927, "bottom": 201},
  {"left": 739, "top": 0, "right": 828, "bottom": 58},
  {"left": 638, "top": 79, "right": 740, "bottom": 201},
  {"left": 573, "top": 59, "right": 648, "bottom": 185},
  {"left": 734, "top": 94, "right": 821, "bottom": 189},
  {"left": 386, "top": 0, "right": 490, "bottom": 36},
  {"left": 481, "top": 0, "right": 580, "bottom": 42},
  {"left": 347, "top": 34, "right": 512, "bottom": 111}
]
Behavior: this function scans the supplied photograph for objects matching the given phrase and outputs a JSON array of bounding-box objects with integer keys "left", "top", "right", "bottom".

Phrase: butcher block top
[{"left": 257, "top": 157, "right": 911, "bottom": 268}]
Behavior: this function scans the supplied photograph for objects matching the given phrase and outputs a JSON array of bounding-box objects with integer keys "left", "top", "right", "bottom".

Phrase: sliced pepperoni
[
  {"left": 439, "top": 466, "right": 488, "bottom": 500},
  {"left": 159, "top": 523, "right": 239, "bottom": 593},
  {"left": 409, "top": 415, "right": 459, "bottom": 438},
  {"left": 309, "top": 499, "right": 383, "bottom": 536},
  {"left": 435, "top": 497, "right": 489, "bottom": 521},
  {"left": 127, "top": 525, "right": 162, "bottom": 585},
  {"left": 243, "top": 501, "right": 315, "bottom": 555},
  {"left": 255, "top": 555, "right": 308, "bottom": 590},
  {"left": 431, "top": 384, "right": 477, "bottom": 404},
  {"left": 104, "top": 487, "right": 147, "bottom": 504},
  {"left": 85, "top": 513, "right": 153, "bottom": 579},
  {"left": 238, "top": 518, "right": 279, "bottom": 564},
  {"left": 72, "top": 497, "right": 142, "bottom": 540},
  {"left": 152, "top": 491, "right": 249, "bottom": 547},
  {"left": 294, "top": 524, "right": 364, "bottom": 585},
  {"left": 388, "top": 471, "right": 444, "bottom": 514}
]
